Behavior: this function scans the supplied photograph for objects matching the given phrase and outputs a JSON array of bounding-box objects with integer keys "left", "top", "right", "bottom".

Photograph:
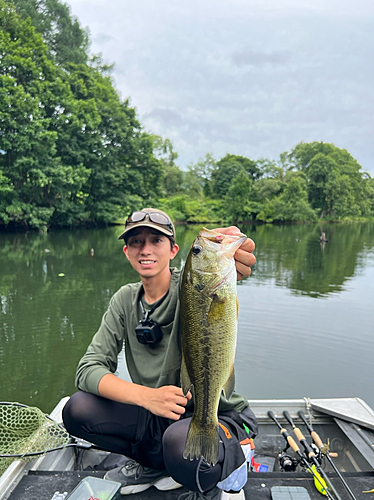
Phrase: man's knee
[
  {"left": 163, "top": 418, "right": 190, "bottom": 452},
  {"left": 62, "top": 391, "right": 94, "bottom": 433}
]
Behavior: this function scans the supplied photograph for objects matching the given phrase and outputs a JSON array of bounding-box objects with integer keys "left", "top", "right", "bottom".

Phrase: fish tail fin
[{"left": 183, "top": 418, "right": 219, "bottom": 466}]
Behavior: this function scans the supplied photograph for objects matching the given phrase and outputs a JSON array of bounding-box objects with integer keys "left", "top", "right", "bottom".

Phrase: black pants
[{"left": 62, "top": 391, "right": 223, "bottom": 492}]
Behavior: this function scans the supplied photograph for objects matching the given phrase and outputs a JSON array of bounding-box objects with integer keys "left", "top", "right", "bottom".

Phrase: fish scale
[{"left": 180, "top": 227, "right": 246, "bottom": 466}]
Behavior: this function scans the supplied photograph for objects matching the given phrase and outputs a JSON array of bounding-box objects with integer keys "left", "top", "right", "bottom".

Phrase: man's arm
[{"left": 76, "top": 289, "right": 191, "bottom": 420}]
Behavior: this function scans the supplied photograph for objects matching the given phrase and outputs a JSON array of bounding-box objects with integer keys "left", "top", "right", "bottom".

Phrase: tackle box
[{"left": 65, "top": 476, "right": 121, "bottom": 500}]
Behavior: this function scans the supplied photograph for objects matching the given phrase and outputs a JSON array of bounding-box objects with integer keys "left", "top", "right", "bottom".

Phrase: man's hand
[
  {"left": 141, "top": 385, "right": 192, "bottom": 420},
  {"left": 98, "top": 375, "right": 191, "bottom": 419},
  {"left": 214, "top": 226, "right": 256, "bottom": 280}
]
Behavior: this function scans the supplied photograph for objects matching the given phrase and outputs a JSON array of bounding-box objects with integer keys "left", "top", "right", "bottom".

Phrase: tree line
[{"left": 1, "top": 0, "right": 373, "bottom": 231}]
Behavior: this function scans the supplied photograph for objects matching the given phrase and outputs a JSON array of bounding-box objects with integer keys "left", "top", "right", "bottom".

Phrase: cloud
[
  {"left": 143, "top": 108, "right": 185, "bottom": 127},
  {"left": 93, "top": 33, "right": 115, "bottom": 44},
  {"left": 231, "top": 50, "right": 290, "bottom": 68},
  {"left": 67, "top": 0, "right": 374, "bottom": 175}
]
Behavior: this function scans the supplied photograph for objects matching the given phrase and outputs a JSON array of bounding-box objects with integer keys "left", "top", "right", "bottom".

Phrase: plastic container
[{"left": 65, "top": 476, "right": 121, "bottom": 500}]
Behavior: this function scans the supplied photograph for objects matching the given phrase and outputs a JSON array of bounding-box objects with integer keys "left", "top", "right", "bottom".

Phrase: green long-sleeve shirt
[{"left": 75, "top": 268, "right": 248, "bottom": 413}]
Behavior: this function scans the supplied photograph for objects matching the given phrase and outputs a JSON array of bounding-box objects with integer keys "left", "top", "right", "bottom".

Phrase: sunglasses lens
[
  {"left": 149, "top": 213, "right": 170, "bottom": 225},
  {"left": 129, "top": 211, "right": 146, "bottom": 223}
]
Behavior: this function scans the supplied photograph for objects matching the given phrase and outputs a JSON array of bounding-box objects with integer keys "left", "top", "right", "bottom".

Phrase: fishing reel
[
  {"left": 278, "top": 452, "right": 298, "bottom": 472},
  {"left": 310, "top": 442, "right": 325, "bottom": 467}
]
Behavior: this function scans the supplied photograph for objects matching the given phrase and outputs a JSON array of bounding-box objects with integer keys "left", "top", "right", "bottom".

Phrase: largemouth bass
[{"left": 180, "top": 227, "right": 247, "bottom": 466}]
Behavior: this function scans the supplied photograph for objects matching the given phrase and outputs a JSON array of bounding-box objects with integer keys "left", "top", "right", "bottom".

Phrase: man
[{"left": 62, "top": 208, "right": 257, "bottom": 499}]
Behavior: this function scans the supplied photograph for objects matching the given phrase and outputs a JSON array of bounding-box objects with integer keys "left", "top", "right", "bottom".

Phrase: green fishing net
[{"left": 0, "top": 403, "right": 70, "bottom": 476}]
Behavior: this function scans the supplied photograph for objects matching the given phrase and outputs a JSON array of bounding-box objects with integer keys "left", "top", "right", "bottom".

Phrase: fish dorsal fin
[{"left": 222, "top": 365, "right": 235, "bottom": 400}]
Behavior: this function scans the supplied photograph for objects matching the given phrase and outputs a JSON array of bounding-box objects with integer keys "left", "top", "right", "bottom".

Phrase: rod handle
[
  {"left": 293, "top": 427, "right": 317, "bottom": 459},
  {"left": 297, "top": 411, "right": 338, "bottom": 457},
  {"left": 311, "top": 430, "right": 324, "bottom": 449},
  {"left": 281, "top": 429, "right": 300, "bottom": 453},
  {"left": 294, "top": 427, "right": 306, "bottom": 442}
]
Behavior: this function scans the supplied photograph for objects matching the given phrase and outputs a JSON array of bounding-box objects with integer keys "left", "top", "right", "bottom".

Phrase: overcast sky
[{"left": 66, "top": 0, "right": 374, "bottom": 175}]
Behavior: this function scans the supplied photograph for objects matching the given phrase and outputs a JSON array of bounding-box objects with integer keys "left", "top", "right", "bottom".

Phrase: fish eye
[{"left": 192, "top": 245, "right": 202, "bottom": 255}]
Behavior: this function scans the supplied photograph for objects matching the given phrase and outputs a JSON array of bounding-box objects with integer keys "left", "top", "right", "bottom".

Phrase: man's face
[{"left": 123, "top": 228, "right": 179, "bottom": 279}]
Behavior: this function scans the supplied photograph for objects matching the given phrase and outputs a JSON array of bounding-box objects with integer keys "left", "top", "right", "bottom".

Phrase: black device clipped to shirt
[{"left": 135, "top": 291, "right": 169, "bottom": 345}]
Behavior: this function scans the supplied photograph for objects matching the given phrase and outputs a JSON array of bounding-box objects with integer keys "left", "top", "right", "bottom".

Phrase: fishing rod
[
  {"left": 297, "top": 410, "right": 358, "bottom": 500},
  {"left": 283, "top": 411, "right": 343, "bottom": 500},
  {"left": 267, "top": 411, "right": 335, "bottom": 500}
]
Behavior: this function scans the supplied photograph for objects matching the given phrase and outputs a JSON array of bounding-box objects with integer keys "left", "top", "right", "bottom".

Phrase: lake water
[{"left": 0, "top": 222, "right": 373, "bottom": 414}]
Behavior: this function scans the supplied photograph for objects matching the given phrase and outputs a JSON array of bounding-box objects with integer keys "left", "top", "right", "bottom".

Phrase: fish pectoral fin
[
  {"left": 207, "top": 295, "right": 227, "bottom": 323},
  {"left": 180, "top": 355, "right": 193, "bottom": 397},
  {"left": 222, "top": 366, "right": 235, "bottom": 400}
]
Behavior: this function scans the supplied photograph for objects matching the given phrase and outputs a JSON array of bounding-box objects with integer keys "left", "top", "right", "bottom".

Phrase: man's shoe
[
  {"left": 179, "top": 487, "right": 245, "bottom": 500},
  {"left": 221, "top": 489, "right": 246, "bottom": 500},
  {"left": 104, "top": 458, "right": 182, "bottom": 495}
]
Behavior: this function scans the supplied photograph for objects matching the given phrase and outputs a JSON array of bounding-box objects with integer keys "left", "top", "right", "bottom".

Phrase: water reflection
[
  {"left": 243, "top": 222, "right": 374, "bottom": 297},
  {"left": 0, "top": 222, "right": 373, "bottom": 412}
]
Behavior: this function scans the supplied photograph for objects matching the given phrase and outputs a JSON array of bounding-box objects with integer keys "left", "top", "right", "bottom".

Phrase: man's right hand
[
  {"left": 98, "top": 374, "right": 191, "bottom": 420},
  {"left": 141, "top": 385, "right": 192, "bottom": 420}
]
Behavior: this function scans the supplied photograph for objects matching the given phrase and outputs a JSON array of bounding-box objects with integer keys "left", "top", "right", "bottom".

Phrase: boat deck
[
  {"left": 7, "top": 469, "right": 374, "bottom": 500},
  {"left": 2, "top": 397, "right": 374, "bottom": 500}
]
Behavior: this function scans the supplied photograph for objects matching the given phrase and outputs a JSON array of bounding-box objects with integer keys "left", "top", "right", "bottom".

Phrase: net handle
[{"left": 0, "top": 442, "right": 77, "bottom": 458}]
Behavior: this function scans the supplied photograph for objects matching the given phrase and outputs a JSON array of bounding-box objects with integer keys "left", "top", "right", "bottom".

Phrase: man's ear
[
  {"left": 170, "top": 244, "right": 179, "bottom": 260},
  {"left": 123, "top": 245, "right": 130, "bottom": 260}
]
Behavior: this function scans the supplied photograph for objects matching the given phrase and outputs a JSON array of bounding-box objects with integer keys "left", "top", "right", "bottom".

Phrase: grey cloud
[
  {"left": 93, "top": 33, "right": 115, "bottom": 44},
  {"left": 67, "top": 0, "right": 374, "bottom": 175},
  {"left": 143, "top": 108, "right": 185, "bottom": 127},
  {"left": 231, "top": 50, "right": 290, "bottom": 68}
]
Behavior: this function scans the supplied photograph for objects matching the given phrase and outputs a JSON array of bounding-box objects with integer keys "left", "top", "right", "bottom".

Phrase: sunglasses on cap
[{"left": 125, "top": 211, "right": 173, "bottom": 231}]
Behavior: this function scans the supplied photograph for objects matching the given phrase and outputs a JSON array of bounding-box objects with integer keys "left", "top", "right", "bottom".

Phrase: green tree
[
  {"left": 211, "top": 154, "right": 260, "bottom": 198},
  {"left": 363, "top": 175, "right": 374, "bottom": 216},
  {"left": 0, "top": 1, "right": 90, "bottom": 229},
  {"left": 257, "top": 173, "right": 318, "bottom": 223},
  {"left": 0, "top": 2, "right": 166, "bottom": 230},
  {"left": 10, "top": 0, "right": 90, "bottom": 66},
  {"left": 225, "top": 170, "right": 252, "bottom": 222},
  {"left": 150, "top": 136, "right": 178, "bottom": 167},
  {"left": 163, "top": 165, "right": 183, "bottom": 195},
  {"left": 149, "top": 135, "right": 182, "bottom": 195},
  {"left": 182, "top": 154, "right": 216, "bottom": 197},
  {"left": 183, "top": 169, "right": 204, "bottom": 198},
  {"left": 290, "top": 141, "right": 369, "bottom": 219}
]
